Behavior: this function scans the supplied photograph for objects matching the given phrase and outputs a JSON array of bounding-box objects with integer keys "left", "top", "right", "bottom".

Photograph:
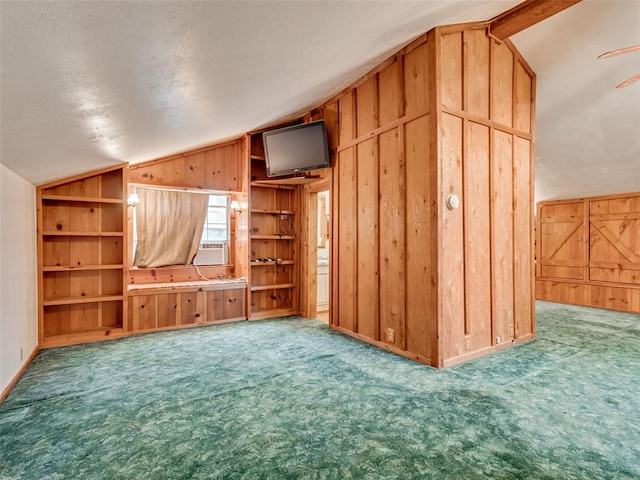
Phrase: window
[
  {"left": 201, "top": 195, "right": 230, "bottom": 245},
  {"left": 131, "top": 188, "right": 231, "bottom": 267},
  {"left": 193, "top": 194, "right": 230, "bottom": 265}
]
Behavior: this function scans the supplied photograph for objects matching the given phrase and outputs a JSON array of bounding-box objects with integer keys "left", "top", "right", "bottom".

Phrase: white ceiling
[{"left": 1, "top": 0, "right": 639, "bottom": 201}]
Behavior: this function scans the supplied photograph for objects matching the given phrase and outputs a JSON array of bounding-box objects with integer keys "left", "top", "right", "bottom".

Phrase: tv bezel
[{"left": 262, "top": 120, "right": 330, "bottom": 177}]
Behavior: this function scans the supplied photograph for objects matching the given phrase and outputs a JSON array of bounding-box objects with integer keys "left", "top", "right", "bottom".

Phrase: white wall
[{"left": 0, "top": 164, "right": 38, "bottom": 395}]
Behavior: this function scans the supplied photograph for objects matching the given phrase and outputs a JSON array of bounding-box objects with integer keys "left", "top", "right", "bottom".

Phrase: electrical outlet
[
  {"left": 465, "top": 337, "right": 471, "bottom": 351},
  {"left": 387, "top": 328, "right": 395, "bottom": 343},
  {"left": 495, "top": 336, "right": 502, "bottom": 344}
]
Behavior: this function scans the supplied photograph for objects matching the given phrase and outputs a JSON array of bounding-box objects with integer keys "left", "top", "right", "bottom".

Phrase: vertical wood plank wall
[
  {"left": 536, "top": 192, "right": 640, "bottom": 314},
  {"left": 315, "top": 24, "right": 535, "bottom": 367}
]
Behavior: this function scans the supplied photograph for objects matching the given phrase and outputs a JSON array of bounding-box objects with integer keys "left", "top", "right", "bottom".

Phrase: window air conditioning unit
[{"left": 194, "top": 243, "right": 227, "bottom": 265}]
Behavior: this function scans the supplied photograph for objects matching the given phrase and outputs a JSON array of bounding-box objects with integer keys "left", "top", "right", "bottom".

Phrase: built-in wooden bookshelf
[
  {"left": 248, "top": 133, "right": 300, "bottom": 319},
  {"left": 37, "top": 165, "right": 127, "bottom": 346}
]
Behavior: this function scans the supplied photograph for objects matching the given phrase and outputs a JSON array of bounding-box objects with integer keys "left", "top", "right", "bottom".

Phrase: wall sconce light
[
  {"left": 127, "top": 192, "right": 140, "bottom": 207},
  {"left": 230, "top": 200, "right": 241, "bottom": 213}
]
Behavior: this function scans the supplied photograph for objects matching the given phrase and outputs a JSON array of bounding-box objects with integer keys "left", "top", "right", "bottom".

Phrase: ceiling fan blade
[
  {"left": 616, "top": 73, "right": 640, "bottom": 89},
  {"left": 598, "top": 45, "right": 640, "bottom": 59}
]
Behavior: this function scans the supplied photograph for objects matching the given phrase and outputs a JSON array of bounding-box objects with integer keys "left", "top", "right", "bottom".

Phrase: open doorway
[{"left": 316, "top": 190, "right": 330, "bottom": 322}]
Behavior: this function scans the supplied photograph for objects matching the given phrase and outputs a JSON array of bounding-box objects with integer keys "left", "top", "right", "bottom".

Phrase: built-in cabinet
[
  {"left": 536, "top": 192, "right": 640, "bottom": 313},
  {"left": 128, "top": 284, "right": 246, "bottom": 331},
  {"left": 37, "top": 165, "right": 128, "bottom": 347},
  {"left": 248, "top": 134, "right": 301, "bottom": 319}
]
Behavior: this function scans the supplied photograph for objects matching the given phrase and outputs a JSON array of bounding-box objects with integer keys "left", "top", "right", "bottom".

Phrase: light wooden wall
[
  {"left": 129, "top": 138, "right": 243, "bottom": 192},
  {"left": 536, "top": 192, "right": 640, "bottom": 314},
  {"left": 438, "top": 28, "right": 535, "bottom": 365},
  {"left": 311, "top": 24, "right": 536, "bottom": 367}
]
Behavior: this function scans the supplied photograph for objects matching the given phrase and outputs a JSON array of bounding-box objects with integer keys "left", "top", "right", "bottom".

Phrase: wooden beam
[{"left": 489, "top": 0, "right": 582, "bottom": 41}]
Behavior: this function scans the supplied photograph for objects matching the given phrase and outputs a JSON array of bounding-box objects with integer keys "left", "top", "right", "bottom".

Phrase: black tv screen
[{"left": 263, "top": 120, "right": 330, "bottom": 177}]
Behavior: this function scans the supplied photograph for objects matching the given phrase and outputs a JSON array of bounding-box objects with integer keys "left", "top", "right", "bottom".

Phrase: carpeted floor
[{"left": 1, "top": 301, "right": 639, "bottom": 479}]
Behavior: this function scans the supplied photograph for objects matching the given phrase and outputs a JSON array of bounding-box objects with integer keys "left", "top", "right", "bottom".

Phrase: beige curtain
[{"left": 133, "top": 188, "right": 208, "bottom": 268}]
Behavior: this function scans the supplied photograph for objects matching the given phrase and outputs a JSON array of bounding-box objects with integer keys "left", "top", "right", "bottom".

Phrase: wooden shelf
[
  {"left": 251, "top": 260, "right": 295, "bottom": 267},
  {"left": 250, "top": 182, "right": 296, "bottom": 190},
  {"left": 251, "top": 209, "right": 295, "bottom": 215},
  {"left": 251, "top": 154, "right": 266, "bottom": 161},
  {"left": 250, "top": 283, "right": 296, "bottom": 292},
  {"left": 250, "top": 307, "right": 298, "bottom": 320},
  {"left": 41, "top": 194, "right": 123, "bottom": 204},
  {"left": 252, "top": 176, "right": 320, "bottom": 187},
  {"left": 43, "top": 295, "right": 124, "bottom": 307},
  {"left": 43, "top": 264, "right": 124, "bottom": 272},
  {"left": 42, "top": 231, "right": 124, "bottom": 237},
  {"left": 251, "top": 235, "right": 295, "bottom": 240},
  {"left": 43, "top": 327, "right": 126, "bottom": 348}
]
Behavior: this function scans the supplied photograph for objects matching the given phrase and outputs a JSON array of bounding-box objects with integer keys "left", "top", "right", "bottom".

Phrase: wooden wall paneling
[
  {"left": 513, "top": 136, "right": 534, "bottom": 338},
  {"left": 589, "top": 197, "right": 640, "bottom": 285},
  {"left": 463, "top": 29, "right": 490, "bottom": 118},
  {"left": 490, "top": 40, "right": 514, "bottom": 128},
  {"left": 356, "top": 138, "right": 379, "bottom": 339},
  {"left": 331, "top": 149, "right": 340, "bottom": 326},
  {"left": 43, "top": 237, "right": 70, "bottom": 267},
  {"left": 205, "top": 147, "right": 226, "bottom": 191},
  {"left": 379, "top": 127, "right": 406, "bottom": 347},
  {"left": 156, "top": 293, "right": 178, "bottom": 328},
  {"left": 299, "top": 189, "right": 317, "bottom": 318},
  {"left": 440, "top": 113, "right": 465, "bottom": 360},
  {"left": 101, "top": 169, "right": 124, "bottom": 198},
  {"left": 491, "top": 129, "right": 515, "bottom": 345},
  {"left": 68, "top": 175, "right": 100, "bottom": 197},
  {"left": 539, "top": 202, "right": 585, "bottom": 280},
  {"left": 440, "top": 32, "right": 463, "bottom": 110},
  {"left": 404, "top": 115, "right": 435, "bottom": 361},
  {"left": 180, "top": 291, "right": 204, "bottom": 325},
  {"left": 101, "top": 301, "right": 122, "bottom": 328},
  {"left": 44, "top": 305, "right": 69, "bottom": 336},
  {"left": 224, "top": 145, "right": 240, "bottom": 191},
  {"left": 206, "top": 290, "right": 224, "bottom": 322},
  {"left": 224, "top": 289, "right": 245, "bottom": 319},
  {"left": 42, "top": 201, "right": 69, "bottom": 232},
  {"left": 514, "top": 61, "right": 533, "bottom": 133},
  {"left": 183, "top": 152, "right": 206, "bottom": 188},
  {"left": 69, "top": 203, "right": 100, "bottom": 232},
  {"left": 463, "top": 121, "right": 492, "bottom": 351},
  {"left": 162, "top": 156, "right": 185, "bottom": 188},
  {"left": 356, "top": 76, "right": 378, "bottom": 135},
  {"left": 337, "top": 147, "right": 357, "bottom": 331},
  {"left": 403, "top": 43, "right": 430, "bottom": 116},
  {"left": 129, "top": 161, "right": 164, "bottom": 185},
  {"left": 69, "top": 303, "right": 100, "bottom": 331},
  {"left": 378, "top": 60, "right": 404, "bottom": 124},
  {"left": 324, "top": 101, "right": 339, "bottom": 153},
  {"left": 131, "top": 295, "right": 157, "bottom": 331}
]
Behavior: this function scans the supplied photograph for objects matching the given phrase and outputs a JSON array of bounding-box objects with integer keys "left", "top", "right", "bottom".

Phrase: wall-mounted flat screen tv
[{"left": 263, "top": 120, "right": 330, "bottom": 177}]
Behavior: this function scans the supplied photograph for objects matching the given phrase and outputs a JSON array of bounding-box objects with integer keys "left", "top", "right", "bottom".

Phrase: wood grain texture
[
  {"left": 489, "top": 0, "right": 583, "bottom": 41},
  {"left": 464, "top": 121, "right": 492, "bottom": 350},
  {"left": 356, "top": 138, "right": 378, "bottom": 339},
  {"left": 325, "top": 23, "right": 535, "bottom": 367},
  {"left": 536, "top": 192, "right": 640, "bottom": 313},
  {"left": 379, "top": 127, "right": 406, "bottom": 347}
]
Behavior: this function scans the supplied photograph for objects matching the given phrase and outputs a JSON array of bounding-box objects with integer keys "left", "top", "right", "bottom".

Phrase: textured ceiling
[{"left": 1, "top": 0, "right": 639, "bottom": 201}]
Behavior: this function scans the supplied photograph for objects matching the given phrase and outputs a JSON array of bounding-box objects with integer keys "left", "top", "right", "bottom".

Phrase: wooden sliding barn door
[
  {"left": 589, "top": 197, "right": 640, "bottom": 284},
  {"left": 538, "top": 202, "right": 586, "bottom": 280}
]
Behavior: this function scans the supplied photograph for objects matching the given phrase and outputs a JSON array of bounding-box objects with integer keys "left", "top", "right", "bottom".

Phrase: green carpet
[{"left": 1, "top": 301, "right": 639, "bottom": 479}]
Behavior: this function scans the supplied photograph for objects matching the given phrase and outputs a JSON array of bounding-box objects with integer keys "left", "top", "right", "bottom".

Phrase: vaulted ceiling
[{"left": 1, "top": 0, "right": 638, "bottom": 201}]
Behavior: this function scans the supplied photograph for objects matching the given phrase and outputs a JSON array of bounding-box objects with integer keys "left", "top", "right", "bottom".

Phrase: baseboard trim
[
  {"left": 330, "top": 325, "right": 434, "bottom": 367},
  {"left": 0, "top": 346, "right": 40, "bottom": 404}
]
